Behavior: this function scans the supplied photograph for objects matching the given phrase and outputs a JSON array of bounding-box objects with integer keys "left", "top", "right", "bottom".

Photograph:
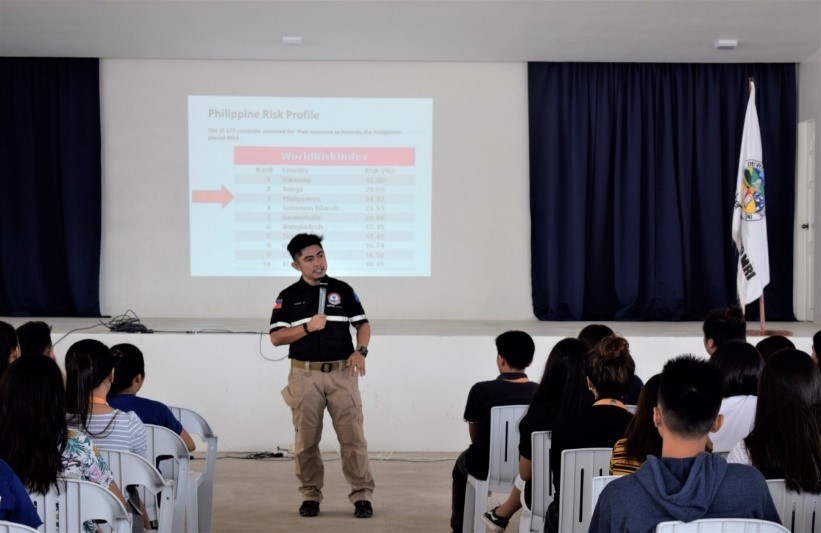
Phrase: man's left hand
[{"left": 347, "top": 351, "right": 366, "bottom": 377}]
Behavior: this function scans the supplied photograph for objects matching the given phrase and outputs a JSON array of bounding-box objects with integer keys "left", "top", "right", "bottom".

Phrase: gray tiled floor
[{"left": 210, "top": 452, "right": 521, "bottom": 532}]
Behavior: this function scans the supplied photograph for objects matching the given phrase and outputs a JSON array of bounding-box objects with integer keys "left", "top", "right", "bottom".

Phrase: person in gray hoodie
[{"left": 589, "top": 355, "right": 780, "bottom": 533}]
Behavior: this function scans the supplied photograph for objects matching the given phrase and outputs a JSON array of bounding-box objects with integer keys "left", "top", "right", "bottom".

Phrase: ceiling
[{"left": 0, "top": 0, "right": 819, "bottom": 63}]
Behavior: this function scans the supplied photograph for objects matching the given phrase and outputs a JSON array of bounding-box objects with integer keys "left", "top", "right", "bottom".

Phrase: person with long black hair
[
  {"left": 728, "top": 349, "right": 821, "bottom": 493},
  {"left": 482, "top": 338, "right": 592, "bottom": 532},
  {"left": 609, "top": 374, "right": 662, "bottom": 474},
  {"left": 0, "top": 355, "right": 125, "bottom": 527},
  {"left": 65, "top": 339, "right": 147, "bottom": 457},
  {"left": 709, "top": 340, "right": 763, "bottom": 452},
  {"left": 544, "top": 335, "right": 635, "bottom": 532}
]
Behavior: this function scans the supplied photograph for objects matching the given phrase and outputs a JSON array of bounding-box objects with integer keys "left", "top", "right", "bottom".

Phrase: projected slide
[{"left": 188, "top": 96, "right": 432, "bottom": 277}]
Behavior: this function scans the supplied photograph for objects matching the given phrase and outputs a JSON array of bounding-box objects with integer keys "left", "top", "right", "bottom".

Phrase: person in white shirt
[{"left": 709, "top": 340, "right": 763, "bottom": 453}]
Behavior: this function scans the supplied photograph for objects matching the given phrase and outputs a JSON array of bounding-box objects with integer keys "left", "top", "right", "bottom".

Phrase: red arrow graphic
[{"left": 192, "top": 186, "right": 234, "bottom": 207}]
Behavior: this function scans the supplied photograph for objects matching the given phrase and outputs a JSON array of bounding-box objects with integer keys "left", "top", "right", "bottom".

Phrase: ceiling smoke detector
[{"left": 714, "top": 39, "right": 738, "bottom": 50}]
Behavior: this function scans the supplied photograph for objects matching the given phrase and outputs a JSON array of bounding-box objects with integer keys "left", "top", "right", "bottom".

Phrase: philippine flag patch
[{"left": 273, "top": 299, "right": 283, "bottom": 309}]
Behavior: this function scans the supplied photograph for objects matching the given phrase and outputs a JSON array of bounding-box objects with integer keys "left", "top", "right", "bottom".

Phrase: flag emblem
[
  {"left": 740, "top": 161, "right": 765, "bottom": 220},
  {"left": 273, "top": 299, "right": 283, "bottom": 309}
]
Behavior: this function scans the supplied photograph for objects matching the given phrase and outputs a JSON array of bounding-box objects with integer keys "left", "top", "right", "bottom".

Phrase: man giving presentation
[{"left": 269, "top": 233, "right": 375, "bottom": 519}]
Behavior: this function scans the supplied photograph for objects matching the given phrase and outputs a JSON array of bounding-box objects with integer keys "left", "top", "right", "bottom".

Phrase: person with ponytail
[
  {"left": 108, "top": 343, "right": 195, "bottom": 451},
  {"left": 65, "top": 339, "right": 148, "bottom": 457},
  {"left": 728, "top": 349, "right": 821, "bottom": 493},
  {"left": 0, "top": 355, "right": 125, "bottom": 532}
]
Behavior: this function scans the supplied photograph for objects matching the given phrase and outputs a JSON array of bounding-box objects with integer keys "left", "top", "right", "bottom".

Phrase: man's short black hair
[
  {"left": 710, "top": 340, "right": 763, "bottom": 397},
  {"left": 16, "top": 320, "right": 53, "bottom": 357},
  {"left": 287, "top": 233, "right": 323, "bottom": 260},
  {"left": 495, "top": 330, "right": 535, "bottom": 370},
  {"left": 702, "top": 306, "right": 746, "bottom": 347},
  {"left": 658, "top": 355, "right": 724, "bottom": 438},
  {"left": 577, "top": 324, "right": 614, "bottom": 349}
]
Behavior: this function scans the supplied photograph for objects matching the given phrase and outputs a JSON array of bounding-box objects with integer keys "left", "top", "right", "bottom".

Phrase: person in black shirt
[
  {"left": 270, "top": 234, "right": 374, "bottom": 519},
  {"left": 450, "top": 330, "right": 539, "bottom": 533}
]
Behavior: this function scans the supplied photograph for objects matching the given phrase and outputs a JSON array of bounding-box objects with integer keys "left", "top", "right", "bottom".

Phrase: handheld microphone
[{"left": 318, "top": 282, "right": 328, "bottom": 314}]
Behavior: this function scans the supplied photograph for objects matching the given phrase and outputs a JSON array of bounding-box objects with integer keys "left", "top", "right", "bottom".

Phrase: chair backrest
[
  {"left": 529, "top": 430, "right": 553, "bottom": 525},
  {"left": 143, "top": 424, "right": 191, "bottom": 529},
  {"left": 655, "top": 518, "right": 790, "bottom": 532},
  {"left": 591, "top": 475, "right": 620, "bottom": 511},
  {"left": 486, "top": 405, "right": 528, "bottom": 492},
  {"left": 625, "top": 405, "right": 637, "bottom": 414},
  {"left": 558, "top": 447, "right": 612, "bottom": 533},
  {"left": 0, "top": 521, "right": 39, "bottom": 533},
  {"left": 28, "top": 478, "right": 131, "bottom": 533},
  {"left": 766, "top": 479, "right": 821, "bottom": 533},
  {"left": 98, "top": 448, "right": 175, "bottom": 533}
]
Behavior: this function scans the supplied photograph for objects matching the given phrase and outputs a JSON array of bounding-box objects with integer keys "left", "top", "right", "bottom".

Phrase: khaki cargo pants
[{"left": 282, "top": 362, "right": 375, "bottom": 503}]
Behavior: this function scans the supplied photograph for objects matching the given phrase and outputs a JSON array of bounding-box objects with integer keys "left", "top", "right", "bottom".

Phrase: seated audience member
[
  {"left": 15, "top": 320, "right": 55, "bottom": 359},
  {"left": 755, "top": 335, "right": 794, "bottom": 364},
  {"left": 0, "top": 459, "right": 41, "bottom": 529},
  {"left": 0, "top": 355, "right": 126, "bottom": 532},
  {"left": 578, "top": 324, "right": 643, "bottom": 404},
  {"left": 108, "top": 343, "right": 196, "bottom": 451},
  {"left": 66, "top": 339, "right": 148, "bottom": 457},
  {"left": 482, "top": 338, "right": 592, "bottom": 532},
  {"left": 545, "top": 335, "right": 635, "bottom": 533},
  {"left": 728, "top": 349, "right": 821, "bottom": 492},
  {"left": 590, "top": 355, "right": 779, "bottom": 532},
  {"left": 450, "top": 331, "right": 539, "bottom": 533},
  {"left": 610, "top": 374, "right": 662, "bottom": 475},
  {"left": 0, "top": 320, "right": 21, "bottom": 377},
  {"left": 702, "top": 306, "right": 746, "bottom": 355},
  {"left": 813, "top": 330, "right": 820, "bottom": 363},
  {"left": 709, "top": 340, "right": 763, "bottom": 452}
]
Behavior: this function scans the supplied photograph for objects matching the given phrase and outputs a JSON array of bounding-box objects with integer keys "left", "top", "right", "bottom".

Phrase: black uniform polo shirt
[{"left": 269, "top": 276, "right": 367, "bottom": 362}]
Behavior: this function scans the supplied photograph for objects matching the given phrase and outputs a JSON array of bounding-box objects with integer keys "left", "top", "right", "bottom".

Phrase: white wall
[
  {"left": 52, "top": 331, "right": 816, "bottom": 452},
  {"left": 799, "top": 47, "right": 821, "bottom": 323},
  {"left": 99, "top": 60, "right": 532, "bottom": 321}
]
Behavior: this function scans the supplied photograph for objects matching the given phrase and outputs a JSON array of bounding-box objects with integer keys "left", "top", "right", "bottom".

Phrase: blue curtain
[
  {"left": 529, "top": 63, "right": 796, "bottom": 321},
  {"left": 0, "top": 58, "right": 101, "bottom": 316}
]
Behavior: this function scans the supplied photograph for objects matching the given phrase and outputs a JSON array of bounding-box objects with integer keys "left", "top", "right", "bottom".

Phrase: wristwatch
[{"left": 357, "top": 346, "right": 368, "bottom": 357}]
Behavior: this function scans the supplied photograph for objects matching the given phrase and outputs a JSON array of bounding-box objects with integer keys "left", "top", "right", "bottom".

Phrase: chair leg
[
  {"left": 463, "top": 476, "right": 488, "bottom": 533},
  {"left": 187, "top": 477, "right": 199, "bottom": 533},
  {"left": 463, "top": 478, "right": 476, "bottom": 533}
]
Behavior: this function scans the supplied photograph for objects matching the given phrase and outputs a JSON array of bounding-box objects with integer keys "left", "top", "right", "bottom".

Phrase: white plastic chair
[
  {"left": 655, "top": 518, "right": 790, "bottom": 532},
  {"left": 591, "top": 475, "right": 620, "bottom": 512},
  {"left": 766, "top": 479, "right": 821, "bottom": 532},
  {"left": 143, "top": 424, "right": 191, "bottom": 532},
  {"left": 28, "top": 478, "right": 131, "bottom": 533},
  {"left": 558, "top": 447, "right": 612, "bottom": 533},
  {"left": 462, "top": 404, "right": 528, "bottom": 533},
  {"left": 519, "top": 430, "right": 552, "bottom": 533},
  {"left": 170, "top": 406, "right": 218, "bottom": 533},
  {"left": 98, "top": 448, "right": 175, "bottom": 533},
  {"left": 0, "top": 521, "right": 39, "bottom": 533},
  {"left": 625, "top": 404, "right": 638, "bottom": 414}
]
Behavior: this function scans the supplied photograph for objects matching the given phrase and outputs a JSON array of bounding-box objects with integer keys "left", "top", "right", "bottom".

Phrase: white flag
[{"left": 731, "top": 81, "right": 770, "bottom": 307}]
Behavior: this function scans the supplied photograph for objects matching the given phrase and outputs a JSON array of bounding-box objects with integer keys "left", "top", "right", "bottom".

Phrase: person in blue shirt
[
  {"left": 107, "top": 343, "right": 196, "bottom": 451},
  {"left": 590, "top": 355, "right": 780, "bottom": 533},
  {"left": 0, "top": 459, "right": 41, "bottom": 529}
]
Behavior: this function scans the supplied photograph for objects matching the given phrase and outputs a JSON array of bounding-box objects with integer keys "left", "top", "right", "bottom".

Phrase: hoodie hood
[{"left": 634, "top": 452, "right": 728, "bottom": 522}]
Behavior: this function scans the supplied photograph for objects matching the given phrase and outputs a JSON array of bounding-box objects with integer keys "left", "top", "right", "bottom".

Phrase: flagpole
[{"left": 740, "top": 76, "right": 790, "bottom": 338}]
